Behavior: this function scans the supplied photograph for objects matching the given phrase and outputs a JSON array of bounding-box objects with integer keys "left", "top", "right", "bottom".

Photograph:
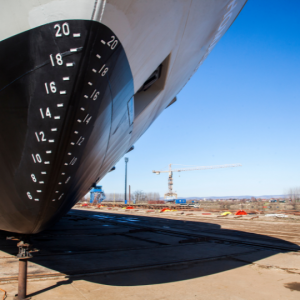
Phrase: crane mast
[{"left": 153, "top": 163, "right": 242, "bottom": 200}]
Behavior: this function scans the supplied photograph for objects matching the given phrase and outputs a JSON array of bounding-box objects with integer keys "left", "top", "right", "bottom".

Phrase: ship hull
[
  {"left": 0, "top": 0, "right": 247, "bottom": 233},
  {"left": 0, "top": 20, "right": 134, "bottom": 233}
]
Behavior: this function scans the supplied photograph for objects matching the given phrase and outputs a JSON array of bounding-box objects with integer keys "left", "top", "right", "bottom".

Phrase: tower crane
[{"left": 153, "top": 163, "right": 242, "bottom": 199}]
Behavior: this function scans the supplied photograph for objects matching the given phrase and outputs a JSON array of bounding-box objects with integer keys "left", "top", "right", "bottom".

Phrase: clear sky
[{"left": 100, "top": 0, "right": 300, "bottom": 198}]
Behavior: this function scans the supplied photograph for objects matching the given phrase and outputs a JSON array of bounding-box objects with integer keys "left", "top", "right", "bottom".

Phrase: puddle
[
  {"left": 94, "top": 215, "right": 140, "bottom": 222},
  {"left": 121, "top": 218, "right": 139, "bottom": 222}
]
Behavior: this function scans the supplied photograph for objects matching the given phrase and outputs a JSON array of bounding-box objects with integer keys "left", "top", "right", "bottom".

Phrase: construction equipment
[{"left": 153, "top": 163, "right": 242, "bottom": 199}]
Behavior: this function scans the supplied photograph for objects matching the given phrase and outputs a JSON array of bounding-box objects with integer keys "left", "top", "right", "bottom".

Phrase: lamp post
[
  {"left": 124, "top": 157, "right": 129, "bottom": 204},
  {"left": 129, "top": 185, "right": 131, "bottom": 205}
]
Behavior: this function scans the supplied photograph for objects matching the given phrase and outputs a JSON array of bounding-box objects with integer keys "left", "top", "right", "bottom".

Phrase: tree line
[
  {"left": 104, "top": 190, "right": 160, "bottom": 203},
  {"left": 288, "top": 187, "right": 300, "bottom": 203}
]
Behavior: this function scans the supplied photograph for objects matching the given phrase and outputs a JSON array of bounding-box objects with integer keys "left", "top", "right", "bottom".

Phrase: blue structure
[
  {"left": 175, "top": 199, "right": 186, "bottom": 204},
  {"left": 90, "top": 185, "right": 105, "bottom": 204}
]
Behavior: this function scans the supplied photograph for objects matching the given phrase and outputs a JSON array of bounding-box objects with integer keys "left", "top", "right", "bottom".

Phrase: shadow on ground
[{"left": 0, "top": 209, "right": 299, "bottom": 295}]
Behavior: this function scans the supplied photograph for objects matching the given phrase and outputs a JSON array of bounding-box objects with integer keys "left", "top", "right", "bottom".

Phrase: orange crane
[{"left": 153, "top": 163, "right": 242, "bottom": 200}]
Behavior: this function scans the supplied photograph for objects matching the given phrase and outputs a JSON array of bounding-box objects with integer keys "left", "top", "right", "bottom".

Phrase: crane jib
[{"left": 152, "top": 164, "right": 242, "bottom": 200}]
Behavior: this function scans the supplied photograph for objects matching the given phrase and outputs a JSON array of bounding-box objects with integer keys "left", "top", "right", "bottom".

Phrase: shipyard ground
[{"left": 1, "top": 208, "right": 300, "bottom": 299}]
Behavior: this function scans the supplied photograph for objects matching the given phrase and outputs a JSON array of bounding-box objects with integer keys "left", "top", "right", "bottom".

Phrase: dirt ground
[{"left": 0, "top": 208, "right": 299, "bottom": 299}]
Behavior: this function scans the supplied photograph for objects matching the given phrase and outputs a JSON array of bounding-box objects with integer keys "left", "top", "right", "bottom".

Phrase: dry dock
[{"left": 1, "top": 207, "right": 300, "bottom": 299}]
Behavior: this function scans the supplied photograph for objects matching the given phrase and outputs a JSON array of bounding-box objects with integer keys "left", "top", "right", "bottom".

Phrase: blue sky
[{"left": 100, "top": 0, "right": 300, "bottom": 198}]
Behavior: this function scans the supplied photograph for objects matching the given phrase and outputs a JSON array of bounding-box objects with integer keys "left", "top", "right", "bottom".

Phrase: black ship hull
[{"left": 0, "top": 20, "right": 134, "bottom": 233}]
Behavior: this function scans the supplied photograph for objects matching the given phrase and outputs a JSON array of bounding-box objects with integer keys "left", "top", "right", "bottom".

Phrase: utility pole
[
  {"left": 124, "top": 157, "right": 129, "bottom": 204},
  {"left": 129, "top": 185, "right": 131, "bottom": 205}
]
